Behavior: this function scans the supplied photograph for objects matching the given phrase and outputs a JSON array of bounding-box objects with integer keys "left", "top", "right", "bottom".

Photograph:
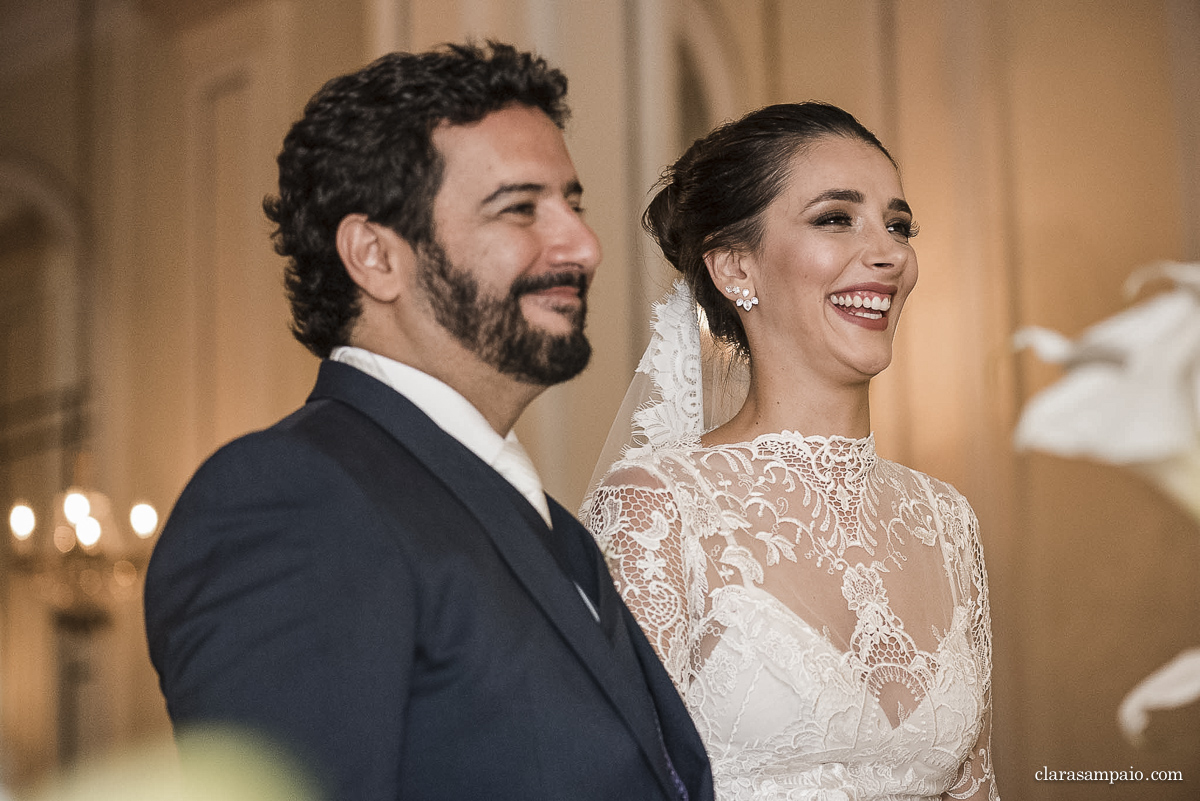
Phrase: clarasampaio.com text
[{"left": 1035, "top": 768, "right": 1182, "bottom": 784}]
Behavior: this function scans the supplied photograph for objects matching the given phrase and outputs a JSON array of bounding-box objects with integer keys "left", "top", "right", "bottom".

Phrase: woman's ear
[
  {"left": 704, "top": 248, "right": 756, "bottom": 302},
  {"left": 336, "top": 214, "right": 415, "bottom": 303}
]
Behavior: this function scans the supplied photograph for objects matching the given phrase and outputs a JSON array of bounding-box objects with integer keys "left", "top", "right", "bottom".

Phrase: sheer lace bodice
[{"left": 582, "top": 432, "right": 998, "bottom": 801}]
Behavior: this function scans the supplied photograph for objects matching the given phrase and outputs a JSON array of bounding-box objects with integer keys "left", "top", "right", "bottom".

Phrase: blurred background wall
[{"left": 1, "top": 0, "right": 1198, "bottom": 798}]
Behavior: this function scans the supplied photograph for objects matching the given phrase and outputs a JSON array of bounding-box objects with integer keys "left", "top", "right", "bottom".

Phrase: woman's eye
[
  {"left": 814, "top": 212, "right": 853, "bottom": 227},
  {"left": 888, "top": 220, "right": 919, "bottom": 240}
]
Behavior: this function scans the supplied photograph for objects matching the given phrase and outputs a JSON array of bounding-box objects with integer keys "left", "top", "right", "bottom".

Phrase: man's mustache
[{"left": 512, "top": 271, "right": 589, "bottom": 298}]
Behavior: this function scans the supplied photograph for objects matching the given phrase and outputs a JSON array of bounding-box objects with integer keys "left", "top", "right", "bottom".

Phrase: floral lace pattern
[
  {"left": 627, "top": 281, "right": 706, "bottom": 457},
  {"left": 583, "top": 433, "right": 999, "bottom": 800}
]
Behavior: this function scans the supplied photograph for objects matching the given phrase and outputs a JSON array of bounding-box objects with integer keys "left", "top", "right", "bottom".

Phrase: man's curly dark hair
[{"left": 263, "top": 41, "right": 571, "bottom": 358}]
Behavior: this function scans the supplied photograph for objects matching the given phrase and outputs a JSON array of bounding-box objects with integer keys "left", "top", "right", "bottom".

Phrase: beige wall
[{"left": 1, "top": 0, "right": 1198, "bottom": 797}]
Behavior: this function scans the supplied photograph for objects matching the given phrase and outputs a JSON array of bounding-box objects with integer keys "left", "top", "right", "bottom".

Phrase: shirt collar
[{"left": 329, "top": 346, "right": 515, "bottom": 468}]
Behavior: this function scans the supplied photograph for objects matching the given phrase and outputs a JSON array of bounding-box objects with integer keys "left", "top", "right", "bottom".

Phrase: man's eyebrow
[
  {"left": 481, "top": 183, "right": 546, "bottom": 206},
  {"left": 480, "top": 180, "right": 585, "bottom": 207}
]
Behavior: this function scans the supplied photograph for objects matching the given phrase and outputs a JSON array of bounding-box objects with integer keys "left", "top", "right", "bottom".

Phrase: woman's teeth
[
  {"left": 832, "top": 293, "right": 891, "bottom": 311},
  {"left": 831, "top": 293, "right": 891, "bottom": 320}
]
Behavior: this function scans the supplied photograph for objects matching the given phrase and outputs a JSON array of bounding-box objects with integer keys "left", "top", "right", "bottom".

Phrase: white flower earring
[{"left": 725, "top": 285, "right": 759, "bottom": 310}]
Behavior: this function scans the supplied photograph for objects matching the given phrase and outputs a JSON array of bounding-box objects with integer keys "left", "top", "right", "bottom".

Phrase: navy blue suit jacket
[{"left": 144, "top": 361, "right": 713, "bottom": 801}]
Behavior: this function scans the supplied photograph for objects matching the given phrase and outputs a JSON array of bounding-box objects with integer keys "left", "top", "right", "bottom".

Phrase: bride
[{"left": 581, "top": 103, "right": 999, "bottom": 800}]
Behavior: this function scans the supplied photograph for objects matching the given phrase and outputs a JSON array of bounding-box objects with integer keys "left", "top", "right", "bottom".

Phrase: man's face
[{"left": 419, "top": 104, "right": 602, "bottom": 386}]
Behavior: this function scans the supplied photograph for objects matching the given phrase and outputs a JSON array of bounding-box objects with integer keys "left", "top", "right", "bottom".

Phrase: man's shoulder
[
  {"left": 151, "top": 398, "right": 427, "bottom": 580},
  {"left": 183, "top": 394, "right": 459, "bottom": 524},
  {"left": 204, "top": 391, "right": 389, "bottom": 459},
  {"left": 174, "top": 397, "right": 380, "bottom": 507}
]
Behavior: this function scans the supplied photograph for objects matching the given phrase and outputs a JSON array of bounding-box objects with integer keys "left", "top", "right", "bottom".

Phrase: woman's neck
[{"left": 702, "top": 366, "right": 872, "bottom": 447}]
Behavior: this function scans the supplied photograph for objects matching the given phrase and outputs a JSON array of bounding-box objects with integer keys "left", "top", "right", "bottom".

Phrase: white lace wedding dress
[{"left": 580, "top": 284, "right": 999, "bottom": 801}]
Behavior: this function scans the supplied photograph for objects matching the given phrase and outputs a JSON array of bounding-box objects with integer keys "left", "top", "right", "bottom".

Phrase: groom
[{"left": 144, "top": 42, "right": 712, "bottom": 801}]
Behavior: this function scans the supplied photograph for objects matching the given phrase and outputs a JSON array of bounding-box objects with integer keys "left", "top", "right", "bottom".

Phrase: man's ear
[
  {"left": 336, "top": 214, "right": 415, "bottom": 303},
  {"left": 703, "top": 248, "right": 756, "bottom": 299}
]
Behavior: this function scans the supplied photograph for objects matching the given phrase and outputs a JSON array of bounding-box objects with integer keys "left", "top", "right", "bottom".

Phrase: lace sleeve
[
  {"left": 947, "top": 503, "right": 1000, "bottom": 801},
  {"left": 581, "top": 465, "right": 693, "bottom": 691}
]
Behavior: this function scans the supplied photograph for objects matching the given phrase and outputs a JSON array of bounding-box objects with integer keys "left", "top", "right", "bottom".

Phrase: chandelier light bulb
[
  {"left": 9, "top": 504, "right": 35, "bottom": 539},
  {"left": 75, "top": 516, "right": 102, "bottom": 548},
  {"left": 130, "top": 503, "right": 159, "bottom": 537},
  {"left": 63, "top": 492, "right": 90, "bottom": 525}
]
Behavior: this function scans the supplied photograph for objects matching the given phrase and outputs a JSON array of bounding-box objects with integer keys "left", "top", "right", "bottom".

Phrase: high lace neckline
[
  {"left": 761, "top": 429, "right": 874, "bottom": 451},
  {"left": 699, "top": 429, "right": 875, "bottom": 450}
]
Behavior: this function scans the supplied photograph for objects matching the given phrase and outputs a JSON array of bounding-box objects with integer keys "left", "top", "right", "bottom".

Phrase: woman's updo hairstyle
[{"left": 643, "top": 102, "right": 895, "bottom": 357}]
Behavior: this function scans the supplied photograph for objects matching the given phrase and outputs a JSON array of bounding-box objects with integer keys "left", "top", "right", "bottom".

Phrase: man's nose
[{"left": 548, "top": 205, "right": 602, "bottom": 273}]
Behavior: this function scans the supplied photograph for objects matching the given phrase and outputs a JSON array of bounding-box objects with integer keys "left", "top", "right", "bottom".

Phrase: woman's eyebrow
[{"left": 802, "top": 188, "right": 864, "bottom": 210}]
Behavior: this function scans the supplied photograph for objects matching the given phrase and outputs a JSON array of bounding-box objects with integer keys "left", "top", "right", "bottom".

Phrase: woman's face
[{"left": 742, "top": 135, "right": 918, "bottom": 385}]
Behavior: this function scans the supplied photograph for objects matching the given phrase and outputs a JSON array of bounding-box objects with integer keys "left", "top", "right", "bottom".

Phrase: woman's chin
[{"left": 848, "top": 352, "right": 894, "bottom": 381}]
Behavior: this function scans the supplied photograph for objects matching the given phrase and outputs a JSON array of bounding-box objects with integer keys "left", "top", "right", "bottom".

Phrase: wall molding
[{"left": 179, "top": 0, "right": 294, "bottom": 462}]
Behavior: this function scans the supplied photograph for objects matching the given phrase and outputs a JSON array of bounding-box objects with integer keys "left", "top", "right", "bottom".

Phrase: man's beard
[{"left": 415, "top": 239, "right": 592, "bottom": 386}]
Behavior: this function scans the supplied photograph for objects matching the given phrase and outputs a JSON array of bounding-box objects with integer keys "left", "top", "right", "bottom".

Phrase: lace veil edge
[{"left": 584, "top": 280, "right": 749, "bottom": 500}]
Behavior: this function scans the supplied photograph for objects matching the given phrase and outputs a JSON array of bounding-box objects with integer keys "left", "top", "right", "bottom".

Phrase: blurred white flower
[
  {"left": 21, "top": 725, "right": 320, "bottom": 801},
  {"left": 1118, "top": 648, "right": 1200, "bottom": 745},
  {"left": 1014, "top": 262, "right": 1200, "bottom": 468}
]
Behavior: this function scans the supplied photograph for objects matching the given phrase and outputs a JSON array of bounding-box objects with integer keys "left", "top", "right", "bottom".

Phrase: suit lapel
[{"left": 308, "top": 362, "right": 681, "bottom": 798}]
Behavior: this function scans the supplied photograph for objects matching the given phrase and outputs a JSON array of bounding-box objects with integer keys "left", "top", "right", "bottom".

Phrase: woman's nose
[{"left": 861, "top": 224, "right": 909, "bottom": 269}]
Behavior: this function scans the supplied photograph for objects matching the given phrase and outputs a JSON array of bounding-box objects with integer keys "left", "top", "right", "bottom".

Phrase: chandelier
[{"left": 7, "top": 491, "right": 159, "bottom": 618}]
